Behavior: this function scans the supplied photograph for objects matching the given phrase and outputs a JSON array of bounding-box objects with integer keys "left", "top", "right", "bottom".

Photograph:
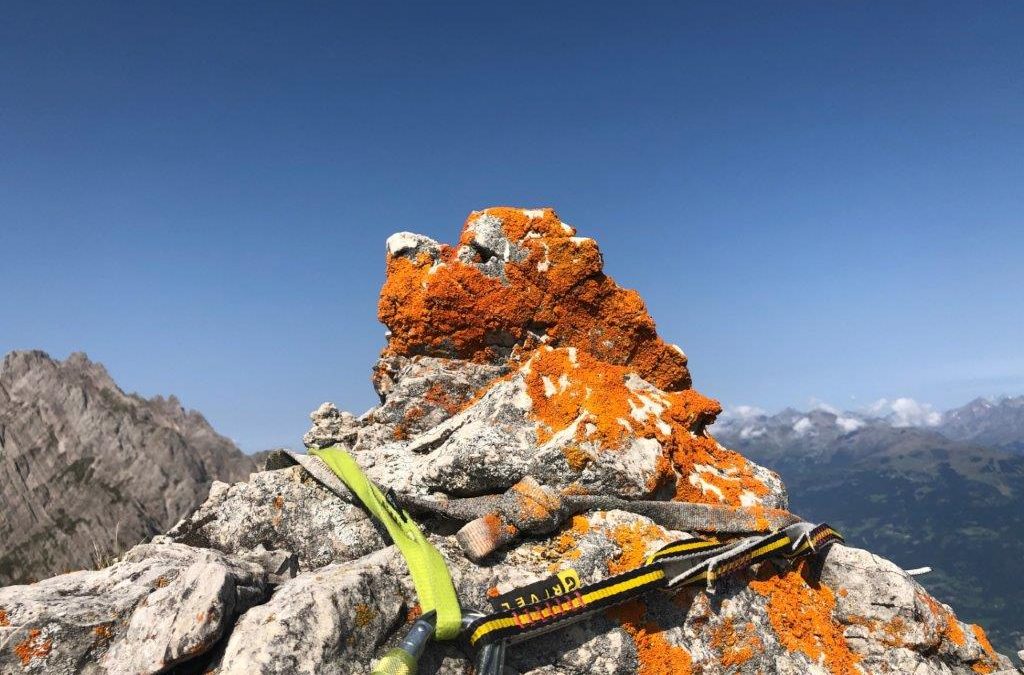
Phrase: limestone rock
[
  {"left": 377, "top": 207, "right": 691, "bottom": 391},
  {"left": 166, "top": 465, "right": 386, "bottom": 573},
  {"left": 0, "top": 542, "right": 266, "bottom": 675},
  {"left": 216, "top": 548, "right": 405, "bottom": 675}
]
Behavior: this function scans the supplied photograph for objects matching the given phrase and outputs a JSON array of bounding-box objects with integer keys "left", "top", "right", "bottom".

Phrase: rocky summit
[{"left": 0, "top": 208, "right": 1017, "bottom": 674}]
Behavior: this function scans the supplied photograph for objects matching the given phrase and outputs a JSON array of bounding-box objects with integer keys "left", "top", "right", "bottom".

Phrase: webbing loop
[{"left": 464, "top": 522, "right": 842, "bottom": 651}]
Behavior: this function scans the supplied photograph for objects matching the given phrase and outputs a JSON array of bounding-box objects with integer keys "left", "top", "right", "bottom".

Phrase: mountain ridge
[{"left": 0, "top": 349, "right": 256, "bottom": 584}]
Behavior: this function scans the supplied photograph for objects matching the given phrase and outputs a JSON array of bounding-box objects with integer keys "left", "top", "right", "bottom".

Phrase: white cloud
[
  {"left": 792, "top": 417, "right": 813, "bottom": 435},
  {"left": 729, "top": 405, "right": 766, "bottom": 420},
  {"left": 739, "top": 425, "right": 767, "bottom": 439},
  {"left": 835, "top": 416, "right": 864, "bottom": 433},
  {"left": 809, "top": 398, "right": 863, "bottom": 432},
  {"left": 867, "top": 397, "right": 941, "bottom": 427},
  {"left": 717, "top": 405, "right": 766, "bottom": 425},
  {"left": 809, "top": 399, "right": 840, "bottom": 415}
]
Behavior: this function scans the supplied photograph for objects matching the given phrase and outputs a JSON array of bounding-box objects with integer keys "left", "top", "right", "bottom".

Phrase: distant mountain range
[
  {"left": 942, "top": 396, "right": 1024, "bottom": 454},
  {"left": 713, "top": 398, "right": 1024, "bottom": 655},
  {"left": 0, "top": 351, "right": 256, "bottom": 585}
]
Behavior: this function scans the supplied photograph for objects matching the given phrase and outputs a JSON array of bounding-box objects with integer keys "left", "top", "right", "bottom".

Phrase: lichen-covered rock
[
  {"left": 377, "top": 207, "right": 691, "bottom": 392},
  {"left": 0, "top": 542, "right": 266, "bottom": 675},
  {"left": 216, "top": 548, "right": 405, "bottom": 675},
  {"left": 1, "top": 207, "right": 1016, "bottom": 675},
  {"left": 165, "top": 465, "right": 387, "bottom": 573},
  {"left": 433, "top": 510, "right": 1011, "bottom": 674}
]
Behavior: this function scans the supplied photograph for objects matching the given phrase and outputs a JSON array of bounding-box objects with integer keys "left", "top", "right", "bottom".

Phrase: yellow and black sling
[{"left": 463, "top": 521, "right": 842, "bottom": 652}]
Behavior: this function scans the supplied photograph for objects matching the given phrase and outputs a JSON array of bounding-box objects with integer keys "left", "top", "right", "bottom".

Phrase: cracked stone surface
[
  {"left": 216, "top": 548, "right": 405, "bottom": 675},
  {"left": 0, "top": 543, "right": 266, "bottom": 675}
]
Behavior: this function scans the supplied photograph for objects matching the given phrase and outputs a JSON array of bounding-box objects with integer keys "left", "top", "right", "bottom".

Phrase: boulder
[
  {"left": 216, "top": 548, "right": 405, "bottom": 675},
  {"left": 0, "top": 543, "right": 265, "bottom": 674}
]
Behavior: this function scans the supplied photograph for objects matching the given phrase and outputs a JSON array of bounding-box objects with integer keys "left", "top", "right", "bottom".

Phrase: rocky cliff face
[
  {"left": 0, "top": 350, "right": 255, "bottom": 585},
  {"left": 0, "top": 209, "right": 1016, "bottom": 674}
]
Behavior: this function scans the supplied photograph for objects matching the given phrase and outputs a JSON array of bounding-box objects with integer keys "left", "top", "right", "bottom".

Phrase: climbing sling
[
  {"left": 294, "top": 447, "right": 842, "bottom": 673},
  {"left": 462, "top": 521, "right": 842, "bottom": 652},
  {"left": 295, "top": 447, "right": 461, "bottom": 674}
]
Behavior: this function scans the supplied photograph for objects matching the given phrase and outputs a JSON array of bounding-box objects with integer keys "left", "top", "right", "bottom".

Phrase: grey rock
[
  {"left": 415, "top": 376, "right": 538, "bottom": 495},
  {"left": 359, "top": 352, "right": 787, "bottom": 506},
  {"left": 367, "top": 356, "right": 507, "bottom": 442},
  {"left": 302, "top": 403, "right": 361, "bottom": 451},
  {"left": 385, "top": 231, "right": 441, "bottom": 262},
  {"left": 166, "top": 465, "right": 387, "bottom": 573},
  {"left": 0, "top": 350, "right": 255, "bottom": 585},
  {"left": 454, "top": 212, "right": 530, "bottom": 280},
  {"left": 217, "top": 548, "right": 405, "bottom": 675},
  {"left": 0, "top": 542, "right": 265, "bottom": 675}
]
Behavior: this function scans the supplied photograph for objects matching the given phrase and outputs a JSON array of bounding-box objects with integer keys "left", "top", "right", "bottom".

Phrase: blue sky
[{"left": 2, "top": 2, "right": 1022, "bottom": 451}]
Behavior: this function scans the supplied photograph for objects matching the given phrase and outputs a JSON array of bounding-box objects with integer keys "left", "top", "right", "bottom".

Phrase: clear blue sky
[{"left": 2, "top": 2, "right": 1022, "bottom": 451}]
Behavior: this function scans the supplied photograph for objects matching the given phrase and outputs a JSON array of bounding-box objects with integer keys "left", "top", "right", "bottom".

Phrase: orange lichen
[
  {"left": 479, "top": 513, "right": 512, "bottom": 541},
  {"left": 971, "top": 624, "right": 996, "bottom": 657},
  {"left": 609, "top": 601, "right": 693, "bottom": 675},
  {"left": 844, "top": 614, "right": 880, "bottom": 641},
  {"left": 522, "top": 345, "right": 767, "bottom": 506},
  {"left": 607, "top": 520, "right": 669, "bottom": 574},
  {"left": 560, "top": 482, "right": 591, "bottom": 496},
  {"left": 378, "top": 207, "right": 690, "bottom": 391},
  {"left": 393, "top": 405, "right": 427, "bottom": 440},
  {"left": 406, "top": 603, "right": 423, "bottom": 622},
  {"left": 749, "top": 562, "right": 861, "bottom": 674},
  {"left": 551, "top": 515, "right": 592, "bottom": 558},
  {"left": 0, "top": 609, "right": 8, "bottom": 627},
  {"left": 562, "top": 444, "right": 592, "bottom": 471},
  {"left": 154, "top": 576, "right": 169, "bottom": 588},
  {"left": 508, "top": 479, "right": 559, "bottom": 523},
  {"left": 14, "top": 629, "right": 52, "bottom": 666},
  {"left": 710, "top": 618, "right": 762, "bottom": 668},
  {"left": 918, "top": 591, "right": 966, "bottom": 647},
  {"left": 353, "top": 603, "right": 375, "bottom": 628},
  {"left": 486, "top": 586, "right": 501, "bottom": 599},
  {"left": 968, "top": 624, "right": 1001, "bottom": 673},
  {"left": 569, "top": 514, "right": 590, "bottom": 535},
  {"left": 93, "top": 624, "right": 114, "bottom": 640},
  {"left": 423, "top": 382, "right": 464, "bottom": 415},
  {"left": 881, "top": 616, "right": 906, "bottom": 646},
  {"left": 668, "top": 433, "right": 770, "bottom": 505}
]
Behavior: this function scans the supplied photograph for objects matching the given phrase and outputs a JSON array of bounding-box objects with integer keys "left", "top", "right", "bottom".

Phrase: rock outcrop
[
  {"left": 0, "top": 351, "right": 256, "bottom": 585},
  {"left": 0, "top": 208, "right": 1016, "bottom": 674}
]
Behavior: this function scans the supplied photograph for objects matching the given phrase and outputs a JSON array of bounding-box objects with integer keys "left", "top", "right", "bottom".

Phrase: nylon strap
[
  {"left": 310, "top": 446, "right": 463, "bottom": 640},
  {"left": 464, "top": 522, "right": 842, "bottom": 650}
]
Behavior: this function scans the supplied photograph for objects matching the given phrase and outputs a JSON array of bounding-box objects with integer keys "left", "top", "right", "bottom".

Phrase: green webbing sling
[{"left": 310, "top": 446, "right": 462, "bottom": 640}]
